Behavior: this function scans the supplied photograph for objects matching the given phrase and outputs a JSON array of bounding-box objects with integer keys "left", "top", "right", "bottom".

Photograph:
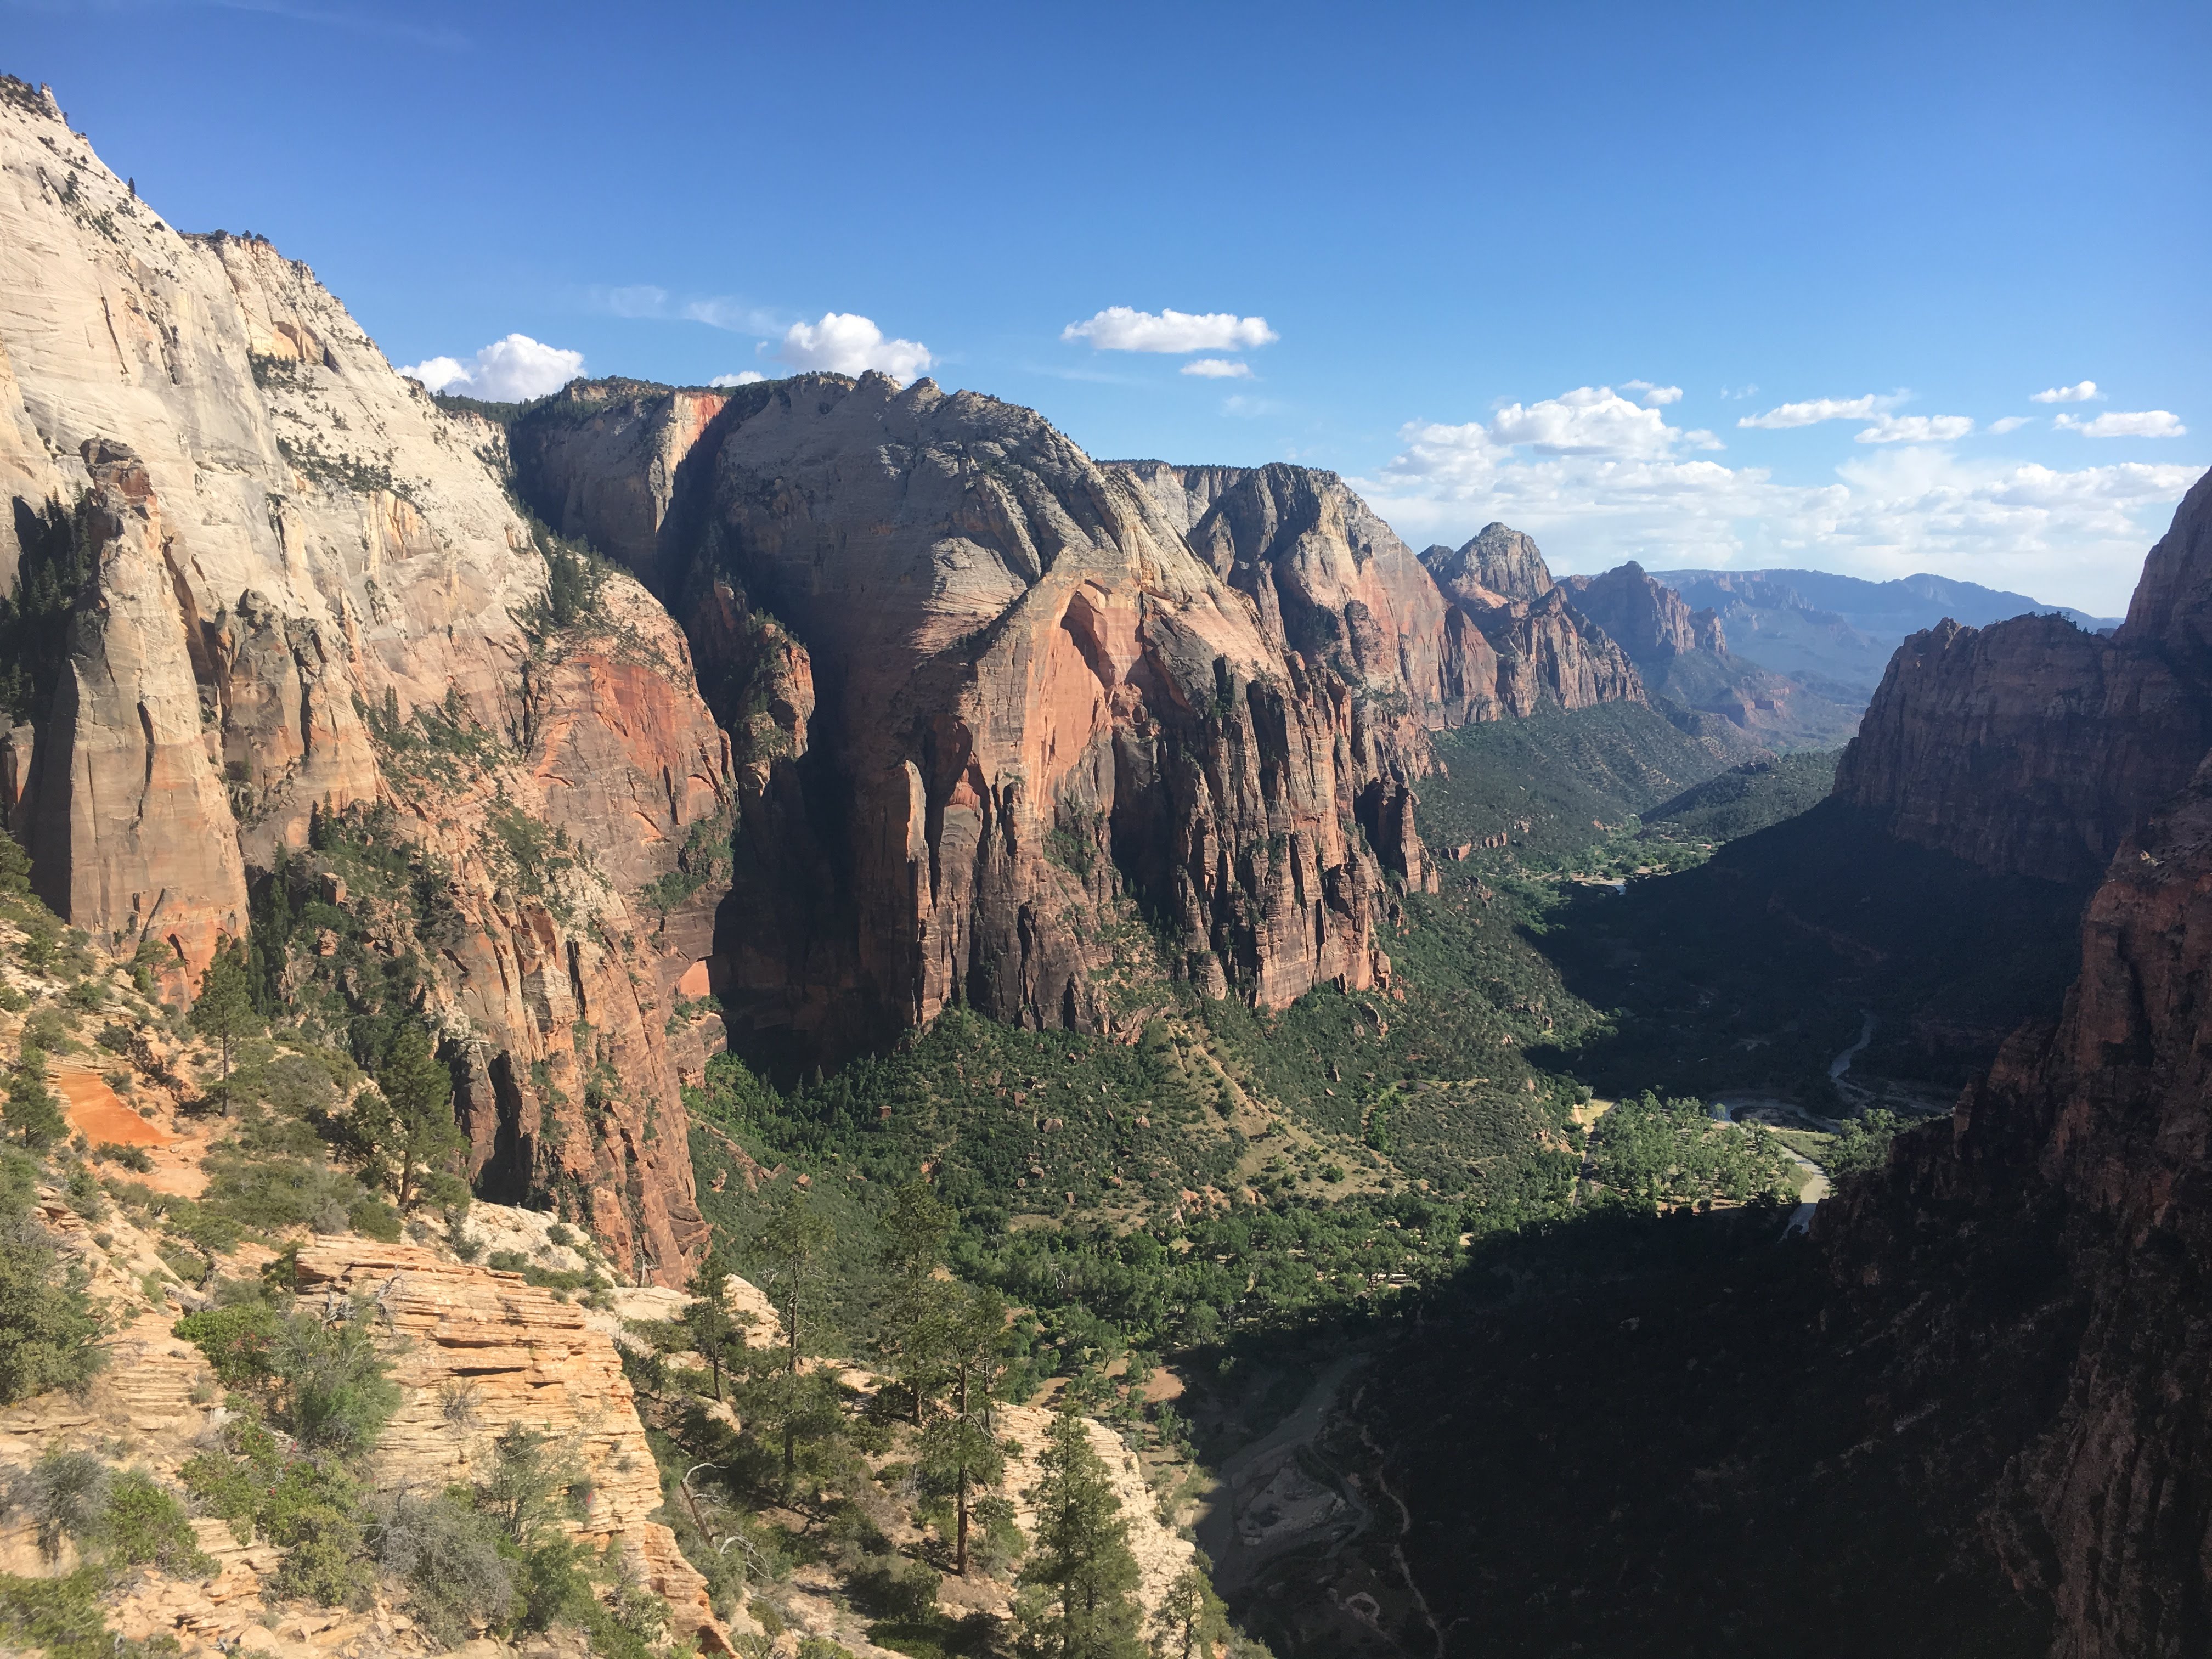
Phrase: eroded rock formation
[
  {"left": 1834, "top": 470, "right": 2212, "bottom": 883},
  {"left": 0, "top": 80, "right": 718, "bottom": 1281},
  {"left": 1560, "top": 560, "right": 1725, "bottom": 660},
  {"left": 510, "top": 386, "right": 1454, "bottom": 1059},
  {"left": 1416, "top": 529, "right": 1646, "bottom": 718}
]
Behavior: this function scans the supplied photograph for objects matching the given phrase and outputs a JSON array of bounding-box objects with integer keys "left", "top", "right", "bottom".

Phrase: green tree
[
  {"left": 347, "top": 1022, "right": 466, "bottom": 1211},
  {"left": 877, "top": 1177, "right": 956, "bottom": 1422},
  {"left": 475, "top": 1423, "right": 582, "bottom": 1546},
  {"left": 1159, "top": 1565, "right": 1227, "bottom": 1659},
  {"left": 190, "top": 937, "right": 261, "bottom": 1111},
  {"left": 752, "top": 1184, "right": 835, "bottom": 1483},
  {"left": 4, "top": 1052, "right": 65, "bottom": 1150},
  {"left": 1019, "top": 1404, "right": 1144, "bottom": 1659},
  {"left": 682, "top": 1247, "right": 746, "bottom": 1403},
  {"left": 0, "top": 1161, "right": 106, "bottom": 1404},
  {"left": 916, "top": 1285, "right": 1008, "bottom": 1576}
]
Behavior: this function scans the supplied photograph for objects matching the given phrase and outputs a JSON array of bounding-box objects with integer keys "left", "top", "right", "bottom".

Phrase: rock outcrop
[
  {"left": 293, "top": 1241, "right": 726, "bottom": 1649},
  {"left": 0, "top": 80, "right": 719, "bottom": 1281},
  {"left": 1422, "top": 522, "right": 1555, "bottom": 605},
  {"left": 1833, "top": 470, "right": 2212, "bottom": 884}
]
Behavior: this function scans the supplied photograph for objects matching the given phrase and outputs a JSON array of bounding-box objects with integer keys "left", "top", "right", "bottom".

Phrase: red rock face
[
  {"left": 1834, "top": 471, "right": 2212, "bottom": 884},
  {"left": 515, "top": 379, "right": 1433, "bottom": 1058}
]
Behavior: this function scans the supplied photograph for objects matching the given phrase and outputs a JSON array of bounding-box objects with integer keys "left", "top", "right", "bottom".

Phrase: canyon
[{"left": 6, "top": 66, "right": 2212, "bottom": 1659}]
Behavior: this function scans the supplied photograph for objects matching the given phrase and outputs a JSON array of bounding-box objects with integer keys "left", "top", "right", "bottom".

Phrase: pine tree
[
  {"left": 348, "top": 1022, "right": 466, "bottom": 1211},
  {"left": 752, "top": 1183, "right": 834, "bottom": 1483},
  {"left": 682, "top": 1246, "right": 744, "bottom": 1402},
  {"left": 190, "top": 937, "right": 261, "bottom": 1113},
  {"left": 1020, "top": 1404, "right": 1144, "bottom": 1659},
  {"left": 878, "top": 1177, "right": 956, "bottom": 1421},
  {"left": 4, "top": 1052, "right": 65, "bottom": 1149},
  {"left": 1159, "top": 1566, "right": 1227, "bottom": 1659},
  {"left": 916, "top": 1284, "right": 1008, "bottom": 1576}
]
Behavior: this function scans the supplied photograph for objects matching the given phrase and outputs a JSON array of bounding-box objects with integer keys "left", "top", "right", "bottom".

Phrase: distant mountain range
[{"left": 1648, "top": 567, "right": 2123, "bottom": 699}]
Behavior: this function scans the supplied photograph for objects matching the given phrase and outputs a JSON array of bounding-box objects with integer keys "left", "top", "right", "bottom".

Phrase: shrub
[
  {"left": 376, "top": 1491, "right": 512, "bottom": 1648},
  {"left": 272, "top": 1306, "right": 401, "bottom": 1454},
  {"left": 0, "top": 1203, "right": 107, "bottom": 1405},
  {"left": 173, "top": 1303, "right": 285, "bottom": 1391},
  {"left": 93, "top": 1469, "right": 213, "bottom": 1575},
  {"left": 347, "top": 1196, "right": 402, "bottom": 1240},
  {"left": 7, "top": 1448, "right": 108, "bottom": 1559},
  {"left": 175, "top": 1297, "right": 398, "bottom": 1454},
  {"left": 181, "top": 1413, "right": 371, "bottom": 1603},
  {"left": 94, "top": 1143, "right": 154, "bottom": 1172}
]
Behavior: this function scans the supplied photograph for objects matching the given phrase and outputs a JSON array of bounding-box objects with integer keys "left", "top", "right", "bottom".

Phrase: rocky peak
[
  {"left": 1559, "top": 560, "right": 1727, "bottom": 663},
  {"left": 1421, "top": 522, "right": 1556, "bottom": 605}
]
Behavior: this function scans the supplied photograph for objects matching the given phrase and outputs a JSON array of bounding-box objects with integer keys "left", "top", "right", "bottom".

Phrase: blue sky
[{"left": 7, "top": 0, "right": 2206, "bottom": 612}]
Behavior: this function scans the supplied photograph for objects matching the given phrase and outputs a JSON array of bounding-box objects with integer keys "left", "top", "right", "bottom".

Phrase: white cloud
[
  {"left": 2031, "top": 380, "right": 2101, "bottom": 404},
  {"left": 1062, "top": 307, "right": 1278, "bottom": 353},
  {"left": 1355, "top": 395, "right": 2205, "bottom": 613},
  {"left": 1407, "top": 385, "right": 1719, "bottom": 464},
  {"left": 711, "top": 371, "right": 767, "bottom": 387},
  {"left": 771, "top": 313, "right": 932, "bottom": 381},
  {"left": 1718, "top": 385, "right": 1760, "bottom": 400},
  {"left": 1181, "top": 358, "right": 1254, "bottom": 380},
  {"left": 1621, "top": 380, "right": 1683, "bottom": 407},
  {"left": 2055, "top": 409, "right": 2188, "bottom": 439},
  {"left": 400, "top": 334, "right": 583, "bottom": 400},
  {"left": 1988, "top": 415, "right": 2032, "bottom": 435},
  {"left": 1222, "top": 394, "right": 1283, "bottom": 419},
  {"left": 1855, "top": 414, "right": 1976, "bottom": 445},
  {"left": 1737, "top": 392, "right": 1906, "bottom": 430},
  {"left": 683, "top": 296, "right": 785, "bottom": 335}
]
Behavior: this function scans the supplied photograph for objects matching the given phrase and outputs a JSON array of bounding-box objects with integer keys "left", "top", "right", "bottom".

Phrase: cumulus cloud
[
  {"left": 1354, "top": 401, "right": 2203, "bottom": 613},
  {"left": 1181, "top": 358, "right": 1254, "bottom": 380},
  {"left": 1062, "top": 307, "right": 1278, "bottom": 353},
  {"left": 1855, "top": 414, "right": 1976, "bottom": 445},
  {"left": 2031, "top": 380, "right": 2101, "bottom": 404},
  {"left": 771, "top": 313, "right": 933, "bottom": 381},
  {"left": 1622, "top": 380, "right": 1684, "bottom": 407},
  {"left": 2055, "top": 409, "right": 2188, "bottom": 439},
  {"left": 1737, "top": 392, "right": 1906, "bottom": 430},
  {"left": 400, "top": 334, "right": 583, "bottom": 400},
  {"left": 1989, "top": 415, "right": 2033, "bottom": 435},
  {"left": 711, "top": 371, "right": 767, "bottom": 387},
  {"left": 1402, "top": 386, "right": 1720, "bottom": 466}
]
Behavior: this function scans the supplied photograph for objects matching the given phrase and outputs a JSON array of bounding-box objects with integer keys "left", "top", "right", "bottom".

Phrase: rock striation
[
  {"left": 0, "top": 80, "right": 719, "bottom": 1280},
  {"left": 292, "top": 1240, "right": 726, "bottom": 1650},
  {"left": 1833, "top": 470, "right": 2212, "bottom": 884}
]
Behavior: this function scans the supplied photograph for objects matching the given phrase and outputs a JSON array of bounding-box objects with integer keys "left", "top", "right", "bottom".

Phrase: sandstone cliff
[
  {"left": 512, "top": 386, "right": 1441, "bottom": 1060},
  {"left": 0, "top": 80, "right": 719, "bottom": 1281},
  {"left": 1833, "top": 469, "right": 2212, "bottom": 884}
]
